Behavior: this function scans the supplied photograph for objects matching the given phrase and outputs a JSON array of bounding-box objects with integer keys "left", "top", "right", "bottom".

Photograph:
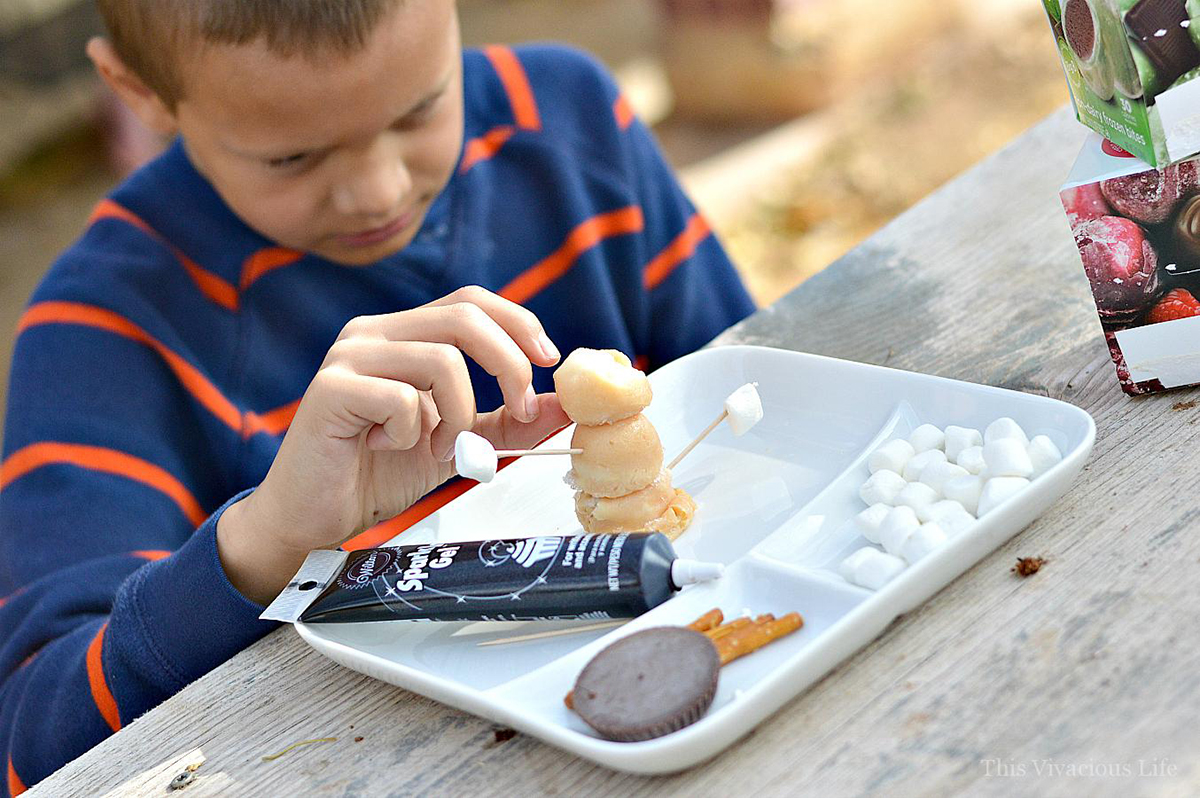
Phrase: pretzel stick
[
  {"left": 705, "top": 613, "right": 776, "bottom": 641},
  {"left": 714, "top": 613, "right": 803, "bottom": 666},
  {"left": 686, "top": 608, "right": 724, "bottom": 633}
]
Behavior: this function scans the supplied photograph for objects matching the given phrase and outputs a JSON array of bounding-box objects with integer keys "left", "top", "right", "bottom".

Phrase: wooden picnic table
[{"left": 30, "top": 107, "right": 1200, "bottom": 797}]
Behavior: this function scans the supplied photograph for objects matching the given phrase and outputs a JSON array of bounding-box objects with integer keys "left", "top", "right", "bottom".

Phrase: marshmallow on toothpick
[
  {"left": 667, "top": 382, "right": 763, "bottom": 470},
  {"left": 455, "top": 431, "right": 499, "bottom": 483},
  {"left": 454, "top": 431, "right": 581, "bottom": 483},
  {"left": 723, "top": 382, "right": 764, "bottom": 436}
]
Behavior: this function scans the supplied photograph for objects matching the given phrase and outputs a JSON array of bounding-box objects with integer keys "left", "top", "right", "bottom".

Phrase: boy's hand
[{"left": 217, "top": 286, "right": 568, "bottom": 604}]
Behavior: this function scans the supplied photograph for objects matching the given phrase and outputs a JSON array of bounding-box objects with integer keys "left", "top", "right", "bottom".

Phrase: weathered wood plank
[{"left": 32, "top": 107, "right": 1200, "bottom": 797}]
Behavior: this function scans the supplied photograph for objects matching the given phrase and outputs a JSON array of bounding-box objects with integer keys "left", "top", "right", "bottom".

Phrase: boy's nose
[{"left": 332, "top": 140, "right": 413, "bottom": 219}]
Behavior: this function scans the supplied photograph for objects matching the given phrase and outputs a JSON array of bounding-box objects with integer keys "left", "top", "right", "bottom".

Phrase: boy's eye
[{"left": 266, "top": 153, "right": 308, "bottom": 168}]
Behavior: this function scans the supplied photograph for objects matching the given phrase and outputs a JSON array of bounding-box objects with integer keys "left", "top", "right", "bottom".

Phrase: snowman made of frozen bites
[{"left": 553, "top": 349, "right": 696, "bottom": 540}]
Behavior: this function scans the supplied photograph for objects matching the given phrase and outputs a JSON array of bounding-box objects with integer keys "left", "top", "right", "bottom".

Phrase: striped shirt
[{"left": 0, "top": 45, "right": 754, "bottom": 792}]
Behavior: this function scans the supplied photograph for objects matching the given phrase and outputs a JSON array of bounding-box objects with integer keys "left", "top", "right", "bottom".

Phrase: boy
[{"left": 0, "top": 1, "right": 754, "bottom": 791}]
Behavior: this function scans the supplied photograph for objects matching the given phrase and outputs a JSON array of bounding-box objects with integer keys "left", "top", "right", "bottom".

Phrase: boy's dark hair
[{"left": 96, "top": 0, "right": 402, "bottom": 109}]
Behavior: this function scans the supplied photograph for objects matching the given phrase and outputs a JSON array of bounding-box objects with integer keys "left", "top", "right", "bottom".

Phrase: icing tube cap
[{"left": 670, "top": 559, "right": 725, "bottom": 588}]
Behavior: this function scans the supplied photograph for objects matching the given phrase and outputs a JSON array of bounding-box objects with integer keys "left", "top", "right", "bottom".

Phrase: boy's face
[{"left": 173, "top": 1, "right": 463, "bottom": 266}]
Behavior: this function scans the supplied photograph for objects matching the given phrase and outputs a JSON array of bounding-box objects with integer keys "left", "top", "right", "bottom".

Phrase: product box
[
  {"left": 1062, "top": 133, "right": 1200, "bottom": 394},
  {"left": 1043, "top": 0, "right": 1200, "bottom": 167}
]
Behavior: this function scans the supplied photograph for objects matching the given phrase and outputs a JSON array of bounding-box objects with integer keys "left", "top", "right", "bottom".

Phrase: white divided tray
[{"left": 296, "top": 345, "right": 1095, "bottom": 774}]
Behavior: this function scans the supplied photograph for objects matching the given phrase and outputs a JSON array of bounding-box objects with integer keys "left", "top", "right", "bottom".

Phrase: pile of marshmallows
[{"left": 840, "top": 418, "right": 1063, "bottom": 590}]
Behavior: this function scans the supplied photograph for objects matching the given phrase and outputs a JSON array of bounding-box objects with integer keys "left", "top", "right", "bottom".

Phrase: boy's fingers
[
  {"left": 473, "top": 393, "right": 571, "bottom": 454},
  {"left": 310, "top": 369, "right": 423, "bottom": 449},
  {"left": 424, "top": 286, "right": 560, "bottom": 366},
  {"left": 324, "top": 340, "right": 476, "bottom": 457},
  {"left": 335, "top": 306, "right": 539, "bottom": 423}
]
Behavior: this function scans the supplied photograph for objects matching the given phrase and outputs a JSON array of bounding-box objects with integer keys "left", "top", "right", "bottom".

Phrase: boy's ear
[{"left": 86, "top": 37, "right": 178, "bottom": 137}]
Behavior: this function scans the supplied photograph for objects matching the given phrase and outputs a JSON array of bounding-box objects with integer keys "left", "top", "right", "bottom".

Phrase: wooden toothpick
[
  {"left": 495, "top": 447, "right": 582, "bottom": 457},
  {"left": 666, "top": 409, "right": 728, "bottom": 470},
  {"left": 475, "top": 620, "right": 625, "bottom": 647}
]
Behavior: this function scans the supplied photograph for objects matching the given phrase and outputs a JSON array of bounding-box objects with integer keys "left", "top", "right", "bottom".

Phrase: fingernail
[
  {"left": 523, "top": 384, "right": 540, "bottom": 422},
  {"left": 539, "top": 333, "right": 560, "bottom": 362},
  {"left": 438, "top": 441, "right": 456, "bottom": 462}
]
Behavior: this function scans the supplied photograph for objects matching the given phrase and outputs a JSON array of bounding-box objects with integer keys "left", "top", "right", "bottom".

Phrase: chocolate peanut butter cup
[{"left": 571, "top": 627, "right": 720, "bottom": 742}]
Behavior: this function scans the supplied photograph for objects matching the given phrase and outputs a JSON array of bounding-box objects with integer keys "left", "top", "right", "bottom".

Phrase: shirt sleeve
[{"left": 0, "top": 298, "right": 275, "bottom": 794}]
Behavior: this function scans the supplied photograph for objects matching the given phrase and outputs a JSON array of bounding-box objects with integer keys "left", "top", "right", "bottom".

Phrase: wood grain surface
[{"left": 30, "top": 108, "right": 1200, "bottom": 798}]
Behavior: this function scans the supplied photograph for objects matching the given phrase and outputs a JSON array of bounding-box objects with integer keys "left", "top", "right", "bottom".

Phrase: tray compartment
[{"left": 486, "top": 557, "right": 869, "bottom": 738}]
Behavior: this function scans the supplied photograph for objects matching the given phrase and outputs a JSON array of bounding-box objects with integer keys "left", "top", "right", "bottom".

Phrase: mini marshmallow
[
  {"left": 956, "top": 445, "right": 986, "bottom": 475},
  {"left": 902, "top": 449, "right": 947, "bottom": 482},
  {"left": 919, "top": 460, "right": 969, "bottom": 494},
  {"left": 454, "top": 431, "right": 498, "bottom": 483},
  {"left": 839, "top": 547, "right": 876, "bottom": 582},
  {"left": 724, "top": 382, "right": 763, "bottom": 436},
  {"left": 923, "top": 500, "right": 976, "bottom": 535},
  {"left": 1027, "top": 435, "right": 1063, "bottom": 479},
  {"left": 942, "top": 474, "right": 984, "bottom": 516},
  {"left": 900, "top": 522, "right": 947, "bottom": 564},
  {"left": 859, "top": 469, "right": 906, "bottom": 506},
  {"left": 879, "top": 506, "right": 920, "bottom": 556},
  {"left": 854, "top": 503, "right": 890, "bottom": 544},
  {"left": 894, "top": 482, "right": 939, "bottom": 518},
  {"left": 943, "top": 425, "right": 983, "bottom": 461},
  {"left": 908, "top": 424, "right": 945, "bottom": 453},
  {"left": 982, "top": 439, "right": 1033, "bottom": 478},
  {"left": 984, "top": 417, "right": 1029, "bottom": 446},
  {"left": 852, "top": 548, "right": 908, "bottom": 590},
  {"left": 977, "top": 477, "right": 1031, "bottom": 516},
  {"left": 868, "top": 438, "right": 916, "bottom": 475}
]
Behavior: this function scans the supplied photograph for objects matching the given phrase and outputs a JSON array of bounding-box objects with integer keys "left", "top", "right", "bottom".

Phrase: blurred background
[{"left": 0, "top": 0, "right": 1069, "bottom": 417}]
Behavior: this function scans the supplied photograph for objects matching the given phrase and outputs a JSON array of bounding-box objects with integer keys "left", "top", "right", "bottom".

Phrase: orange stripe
[
  {"left": 614, "top": 94, "right": 635, "bottom": 130},
  {"left": 343, "top": 456, "right": 528, "bottom": 550},
  {"left": 7, "top": 757, "right": 26, "bottom": 796},
  {"left": 1, "top": 442, "right": 206, "bottom": 528},
  {"left": 632, "top": 354, "right": 649, "bottom": 372},
  {"left": 484, "top": 46, "right": 541, "bottom": 131},
  {"left": 643, "top": 213, "right": 711, "bottom": 290},
  {"left": 243, "top": 398, "right": 300, "bottom": 438},
  {"left": 18, "top": 301, "right": 245, "bottom": 434},
  {"left": 132, "top": 549, "right": 171, "bottom": 561},
  {"left": 86, "top": 623, "right": 121, "bottom": 732},
  {"left": 90, "top": 200, "right": 239, "bottom": 311},
  {"left": 344, "top": 480, "right": 477, "bottom": 551},
  {"left": 240, "top": 247, "right": 303, "bottom": 291},
  {"left": 500, "top": 206, "right": 644, "bottom": 304},
  {"left": 460, "top": 125, "right": 516, "bottom": 174}
]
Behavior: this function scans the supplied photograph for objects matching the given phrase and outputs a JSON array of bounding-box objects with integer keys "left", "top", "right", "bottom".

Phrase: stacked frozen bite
[
  {"left": 554, "top": 349, "right": 696, "bottom": 540},
  {"left": 841, "top": 417, "right": 1063, "bottom": 591}
]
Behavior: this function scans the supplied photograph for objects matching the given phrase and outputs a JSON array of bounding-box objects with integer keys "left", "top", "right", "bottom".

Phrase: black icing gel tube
[{"left": 261, "top": 533, "right": 723, "bottom": 624}]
